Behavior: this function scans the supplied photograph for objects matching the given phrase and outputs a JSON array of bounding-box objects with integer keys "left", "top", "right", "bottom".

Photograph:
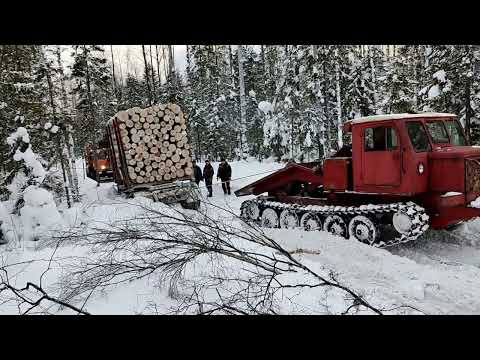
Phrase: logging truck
[
  {"left": 105, "top": 104, "right": 200, "bottom": 210},
  {"left": 85, "top": 137, "right": 114, "bottom": 182},
  {"left": 236, "top": 113, "right": 480, "bottom": 248}
]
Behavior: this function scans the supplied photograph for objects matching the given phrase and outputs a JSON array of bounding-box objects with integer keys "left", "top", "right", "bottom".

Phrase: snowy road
[{"left": 3, "top": 159, "right": 480, "bottom": 314}]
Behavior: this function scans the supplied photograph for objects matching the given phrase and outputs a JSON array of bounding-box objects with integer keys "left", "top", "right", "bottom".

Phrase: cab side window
[{"left": 365, "top": 126, "right": 398, "bottom": 151}]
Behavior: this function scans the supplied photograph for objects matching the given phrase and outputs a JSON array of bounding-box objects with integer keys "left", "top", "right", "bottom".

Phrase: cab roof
[
  {"left": 348, "top": 112, "right": 456, "bottom": 124},
  {"left": 343, "top": 113, "right": 457, "bottom": 132}
]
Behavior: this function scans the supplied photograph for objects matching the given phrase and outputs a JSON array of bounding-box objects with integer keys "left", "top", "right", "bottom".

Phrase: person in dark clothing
[
  {"left": 217, "top": 158, "right": 232, "bottom": 195},
  {"left": 192, "top": 160, "right": 203, "bottom": 185},
  {"left": 203, "top": 159, "right": 214, "bottom": 197}
]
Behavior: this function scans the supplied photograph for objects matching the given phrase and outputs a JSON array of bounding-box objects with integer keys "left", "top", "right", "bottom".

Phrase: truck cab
[{"left": 85, "top": 136, "right": 114, "bottom": 182}]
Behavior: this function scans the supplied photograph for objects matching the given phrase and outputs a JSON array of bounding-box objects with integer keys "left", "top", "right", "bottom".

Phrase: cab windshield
[
  {"left": 406, "top": 121, "right": 431, "bottom": 152},
  {"left": 426, "top": 121, "right": 450, "bottom": 144},
  {"left": 444, "top": 119, "right": 466, "bottom": 146}
]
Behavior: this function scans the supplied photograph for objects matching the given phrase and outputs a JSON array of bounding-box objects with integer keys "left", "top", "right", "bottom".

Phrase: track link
[{"left": 240, "top": 198, "right": 430, "bottom": 248}]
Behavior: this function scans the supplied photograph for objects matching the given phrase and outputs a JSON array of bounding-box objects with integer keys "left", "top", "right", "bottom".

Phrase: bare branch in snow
[{"left": 51, "top": 198, "right": 384, "bottom": 315}]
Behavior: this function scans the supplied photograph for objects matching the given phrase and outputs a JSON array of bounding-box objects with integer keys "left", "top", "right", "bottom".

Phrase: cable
[{"left": 193, "top": 168, "right": 280, "bottom": 190}]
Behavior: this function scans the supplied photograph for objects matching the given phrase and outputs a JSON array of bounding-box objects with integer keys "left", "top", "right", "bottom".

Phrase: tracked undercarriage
[{"left": 240, "top": 197, "right": 430, "bottom": 248}]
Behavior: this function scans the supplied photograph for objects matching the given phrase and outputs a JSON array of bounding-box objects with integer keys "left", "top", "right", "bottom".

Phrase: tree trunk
[
  {"left": 56, "top": 46, "right": 80, "bottom": 202},
  {"left": 83, "top": 46, "right": 101, "bottom": 187},
  {"left": 156, "top": 45, "right": 161, "bottom": 86},
  {"left": 237, "top": 45, "right": 247, "bottom": 160},
  {"left": 149, "top": 45, "right": 156, "bottom": 101},
  {"left": 186, "top": 45, "right": 191, "bottom": 77},
  {"left": 110, "top": 45, "right": 118, "bottom": 101},
  {"left": 168, "top": 45, "right": 175, "bottom": 80},
  {"left": 335, "top": 49, "right": 343, "bottom": 149},
  {"left": 465, "top": 79, "right": 472, "bottom": 144},
  {"left": 368, "top": 45, "right": 378, "bottom": 113},
  {"left": 42, "top": 47, "right": 72, "bottom": 207},
  {"left": 142, "top": 45, "right": 153, "bottom": 106},
  {"left": 162, "top": 46, "right": 168, "bottom": 82}
]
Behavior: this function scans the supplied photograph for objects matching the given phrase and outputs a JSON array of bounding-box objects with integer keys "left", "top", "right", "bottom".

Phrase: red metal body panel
[
  {"left": 323, "top": 158, "right": 350, "bottom": 191},
  {"left": 430, "top": 206, "right": 480, "bottom": 229},
  {"left": 428, "top": 157, "right": 465, "bottom": 193}
]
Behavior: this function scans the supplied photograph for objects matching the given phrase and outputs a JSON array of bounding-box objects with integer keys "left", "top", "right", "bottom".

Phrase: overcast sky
[
  {"left": 63, "top": 45, "right": 258, "bottom": 83},
  {"left": 109, "top": 45, "right": 187, "bottom": 80}
]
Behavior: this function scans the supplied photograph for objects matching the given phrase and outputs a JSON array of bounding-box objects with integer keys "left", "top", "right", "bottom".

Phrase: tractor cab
[
  {"left": 235, "top": 113, "right": 480, "bottom": 244},
  {"left": 329, "top": 113, "right": 477, "bottom": 196}
]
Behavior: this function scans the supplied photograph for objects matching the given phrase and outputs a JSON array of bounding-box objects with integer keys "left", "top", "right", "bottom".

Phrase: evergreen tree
[
  {"left": 0, "top": 45, "right": 46, "bottom": 197},
  {"left": 70, "top": 45, "right": 115, "bottom": 153}
]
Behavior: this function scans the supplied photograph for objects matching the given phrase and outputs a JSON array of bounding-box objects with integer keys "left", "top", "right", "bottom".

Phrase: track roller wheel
[
  {"left": 240, "top": 200, "right": 260, "bottom": 221},
  {"left": 392, "top": 210, "right": 413, "bottom": 234},
  {"left": 261, "top": 208, "right": 279, "bottom": 228},
  {"left": 348, "top": 215, "right": 378, "bottom": 245},
  {"left": 300, "top": 212, "right": 322, "bottom": 231},
  {"left": 324, "top": 215, "right": 348, "bottom": 237},
  {"left": 279, "top": 209, "right": 299, "bottom": 229}
]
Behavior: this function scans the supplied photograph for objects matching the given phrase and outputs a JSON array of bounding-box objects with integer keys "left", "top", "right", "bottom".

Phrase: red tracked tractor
[{"left": 236, "top": 113, "right": 480, "bottom": 247}]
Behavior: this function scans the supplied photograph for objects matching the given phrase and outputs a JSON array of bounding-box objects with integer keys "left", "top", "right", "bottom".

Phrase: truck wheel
[
  {"left": 261, "top": 208, "right": 279, "bottom": 228},
  {"left": 348, "top": 215, "right": 377, "bottom": 245},
  {"left": 279, "top": 209, "right": 299, "bottom": 229},
  {"left": 324, "top": 215, "right": 348, "bottom": 238},
  {"left": 300, "top": 212, "right": 322, "bottom": 231},
  {"left": 240, "top": 200, "right": 260, "bottom": 221}
]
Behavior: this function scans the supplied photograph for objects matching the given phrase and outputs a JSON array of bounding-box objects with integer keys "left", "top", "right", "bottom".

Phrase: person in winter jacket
[
  {"left": 217, "top": 158, "right": 232, "bottom": 195},
  {"left": 192, "top": 160, "right": 203, "bottom": 185},
  {"left": 203, "top": 159, "right": 214, "bottom": 197}
]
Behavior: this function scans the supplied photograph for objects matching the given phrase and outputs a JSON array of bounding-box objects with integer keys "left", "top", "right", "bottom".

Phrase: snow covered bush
[
  {"left": 20, "top": 185, "right": 63, "bottom": 242},
  {"left": 0, "top": 127, "right": 64, "bottom": 244},
  {"left": 0, "top": 202, "right": 18, "bottom": 244}
]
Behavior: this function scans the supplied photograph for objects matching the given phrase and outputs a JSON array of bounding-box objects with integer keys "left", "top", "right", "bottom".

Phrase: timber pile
[{"left": 113, "top": 103, "right": 193, "bottom": 185}]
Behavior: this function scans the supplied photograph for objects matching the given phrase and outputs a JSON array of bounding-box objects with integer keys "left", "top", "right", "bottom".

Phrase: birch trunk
[
  {"left": 335, "top": 49, "right": 343, "bottom": 149},
  {"left": 237, "top": 45, "right": 247, "bottom": 159},
  {"left": 42, "top": 47, "right": 71, "bottom": 207},
  {"left": 56, "top": 45, "right": 80, "bottom": 201}
]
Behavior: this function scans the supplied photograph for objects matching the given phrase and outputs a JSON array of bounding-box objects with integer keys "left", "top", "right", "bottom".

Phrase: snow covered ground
[{"left": 3, "top": 159, "right": 480, "bottom": 314}]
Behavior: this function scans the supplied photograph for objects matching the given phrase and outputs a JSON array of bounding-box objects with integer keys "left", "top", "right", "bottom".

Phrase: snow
[
  {"left": 258, "top": 101, "right": 273, "bottom": 114},
  {"left": 305, "top": 131, "right": 312, "bottom": 147},
  {"left": 0, "top": 203, "right": 17, "bottom": 244},
  {"left": 44, "top": 122, "right": 52, "bottom": 130},
  {"left": 7, "top": 127, "right": 30, "bottom": 145},
  {"left": 470, "top": 196, "right": 480, "bottom": 208},
  {"left": 248, "top": 90, "right": 256, "bottom": 97},
  {"left": 0, "top": 101, "right": 7, "bottom": 110},
  {"left": 433, "top": 69, "right": 446, "bottom": 83},
  {"left": 50, "top": 125, "right": 59, "bottom": 134},
  {"left": 20, "top": 185, "right": 63, "bottom": 242},
  {"left": 4, "top": 159, "right": 480, "bottom": 314},
  {"left": 441, "top": 192, "right": 463, "bottom": 197},
  {"left": 428, "top": 85, "right": 441, "bottom": 99},
  {"left": 13, "top": 147, "right": 46, "bottom": 183}
]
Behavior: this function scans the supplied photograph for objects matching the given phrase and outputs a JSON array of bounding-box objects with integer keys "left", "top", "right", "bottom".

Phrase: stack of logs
[{"left": 115, "top": 103, "right": 193, "bottom": 184}]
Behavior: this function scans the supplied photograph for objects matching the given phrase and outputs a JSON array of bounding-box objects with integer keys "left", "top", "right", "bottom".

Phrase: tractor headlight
[
  {"left": 100, "top": 165, "right": 106, "bottom": 170},
  {"left": 418, "top": 163, "right": 425, "bottom": 175}
]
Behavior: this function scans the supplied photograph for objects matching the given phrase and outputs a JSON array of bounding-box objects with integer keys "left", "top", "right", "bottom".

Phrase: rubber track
[{"left": 240, "top": 198, "right": 430, "bottom": 248}]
